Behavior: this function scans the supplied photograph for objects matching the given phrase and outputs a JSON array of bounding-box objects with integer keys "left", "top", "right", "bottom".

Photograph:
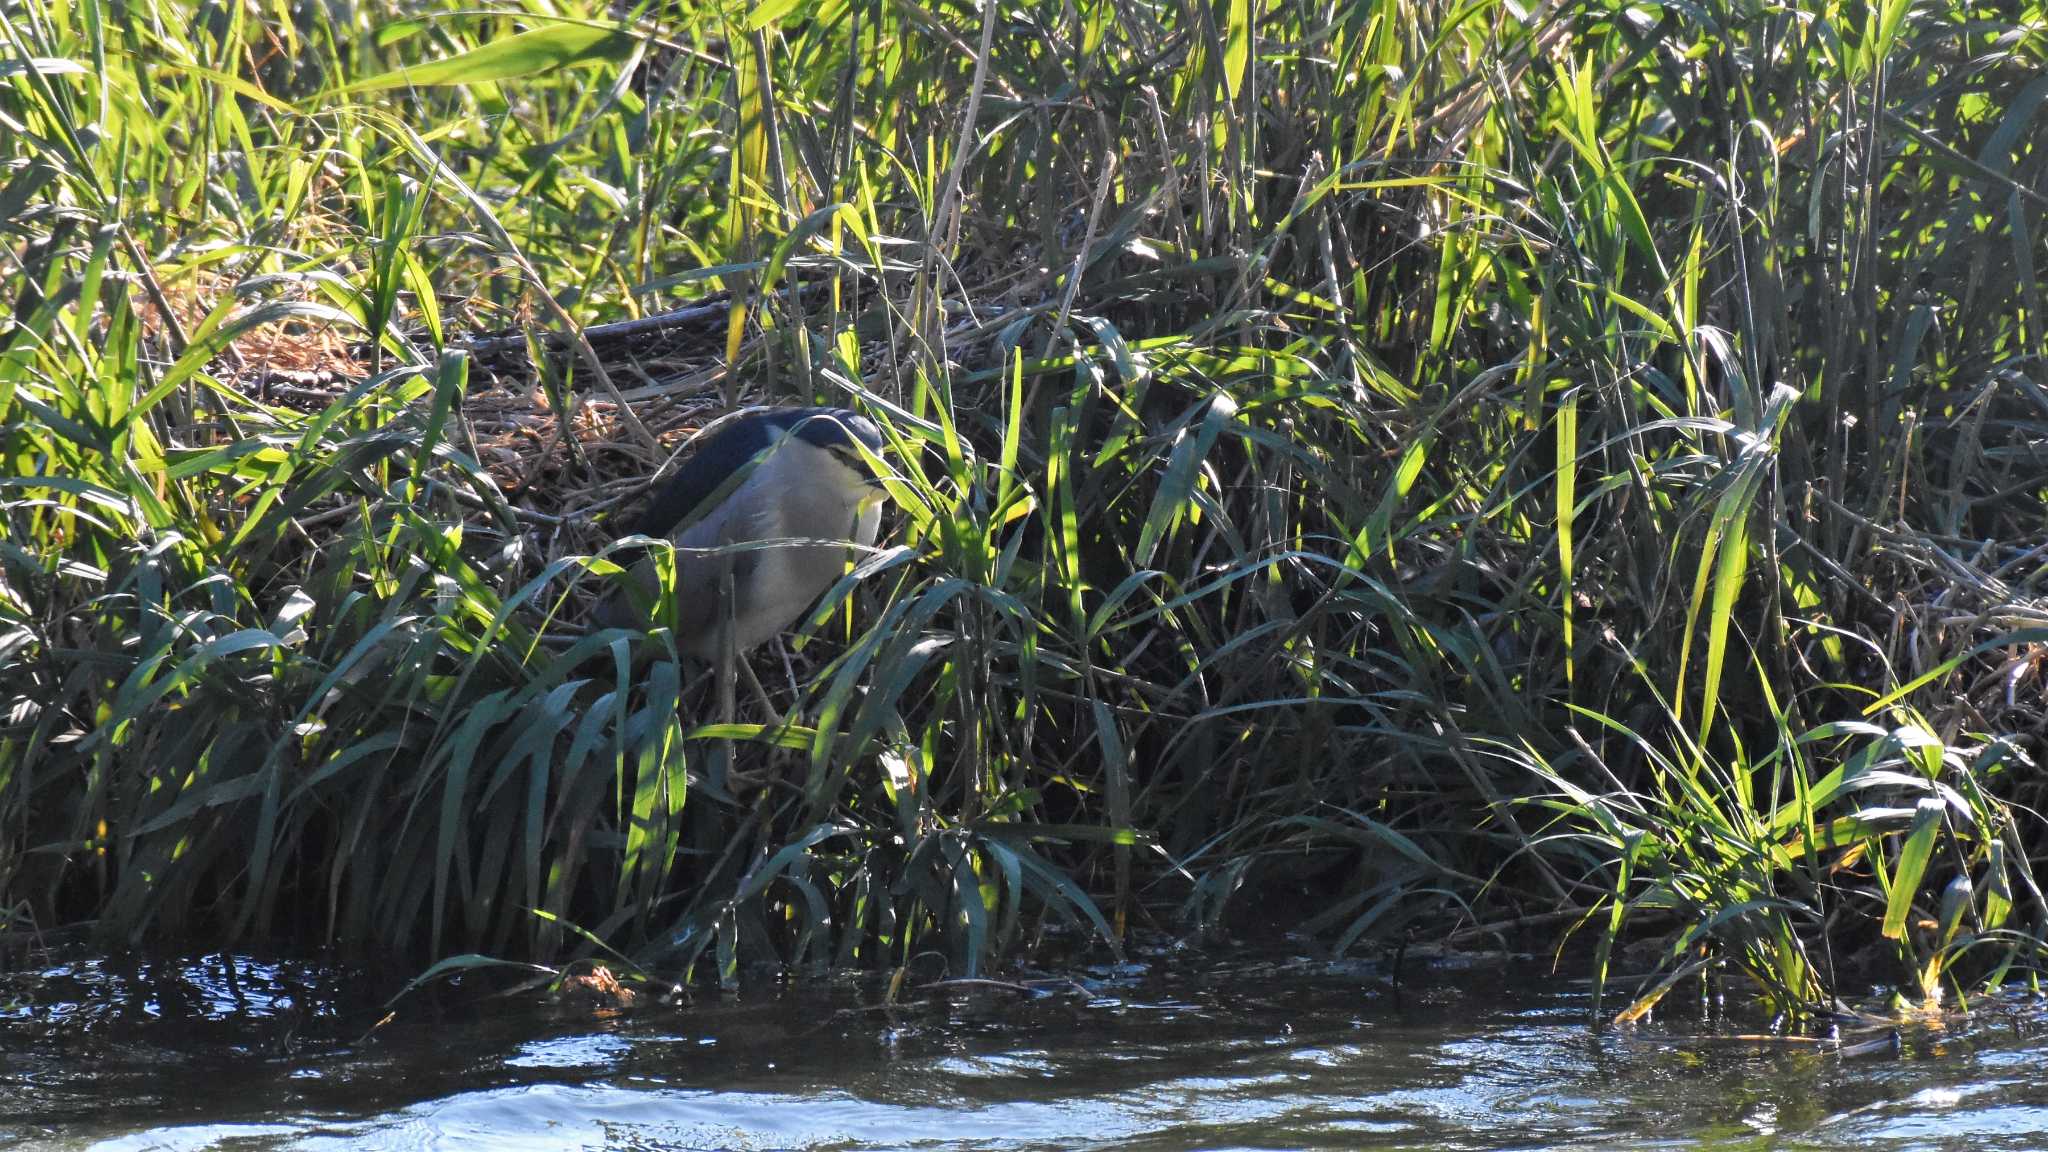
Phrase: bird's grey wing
[
  {"left": 724, "top": 491, "right": 784, "bottom": 597},
  {"left": 627, "top": 419, "right": 774, "bottom": 539}
]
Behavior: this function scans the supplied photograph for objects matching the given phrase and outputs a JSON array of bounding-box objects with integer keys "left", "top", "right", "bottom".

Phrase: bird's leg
[
  {"left": 712, "top": 565, "right": 779, "bottom": 797},
  {"left": 710, "top": 565, "right": 757, "bottom": 795},
  {"left": 714, "top": 586, "right": 735, "bottom": 725},
  {"left": 746, "top": 643, "right": 804, "bottom": 799},
  {"left": 775, "top": 638, "right": 802, "bottom": 700},
  {"left": 738, "top": 657, "right": 784, "bottom": 729}
]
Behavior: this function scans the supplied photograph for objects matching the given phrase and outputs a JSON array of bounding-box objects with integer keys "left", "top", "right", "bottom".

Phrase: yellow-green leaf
[
  {"left": 1222, "top": 0, "right": 1251, "bottom": 100},
  {"left": 345, "top": 24, "right": 635, "bottom": 92},
  {"left": 746, "top": 0, "right": 805, "bottom": 30}
]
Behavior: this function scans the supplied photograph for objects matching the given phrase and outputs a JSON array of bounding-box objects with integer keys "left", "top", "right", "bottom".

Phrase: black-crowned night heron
[{"left": 596, "top": 406, "right": 887, "bottom": 680}]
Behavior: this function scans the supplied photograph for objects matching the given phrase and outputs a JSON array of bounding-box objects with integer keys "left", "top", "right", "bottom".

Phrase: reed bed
[{"left": 2, "top": 0, "right": 2044, "bottom": 1021}]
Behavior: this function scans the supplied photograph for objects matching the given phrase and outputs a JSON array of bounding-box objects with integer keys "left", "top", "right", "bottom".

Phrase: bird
[{"left": 595, "top": 406, "right": 888, "bottom": 670}]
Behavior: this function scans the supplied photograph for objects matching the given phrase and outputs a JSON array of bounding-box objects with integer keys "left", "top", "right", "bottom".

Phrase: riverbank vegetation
[{"left": 2, "top": 0, "right": 2044, "bottom": 1022}]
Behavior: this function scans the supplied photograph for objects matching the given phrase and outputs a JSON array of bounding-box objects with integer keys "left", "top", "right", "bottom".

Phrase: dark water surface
[{"left": 4, "top": 946, "right": 2044, "bottom": 1151}]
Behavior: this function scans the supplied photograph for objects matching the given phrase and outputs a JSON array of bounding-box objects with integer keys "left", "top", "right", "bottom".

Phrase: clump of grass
[{"left": 2, "top": 0, "right": 2045, "bottom": 1020}]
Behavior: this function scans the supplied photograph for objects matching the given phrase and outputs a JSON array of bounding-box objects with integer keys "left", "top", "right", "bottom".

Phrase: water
[{"left": 4, "top": 946, "right": 2045, "bottom": 1151}]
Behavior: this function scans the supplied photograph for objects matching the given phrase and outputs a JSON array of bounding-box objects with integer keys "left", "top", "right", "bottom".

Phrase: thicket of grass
[{"left": 2, "top": 0, "right": 2044, "bottom": 1021}]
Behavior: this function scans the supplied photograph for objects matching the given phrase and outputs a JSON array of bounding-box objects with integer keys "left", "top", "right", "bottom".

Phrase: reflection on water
[{"left": 2, "top": 946, "right": 2045, "bottom": 1151}]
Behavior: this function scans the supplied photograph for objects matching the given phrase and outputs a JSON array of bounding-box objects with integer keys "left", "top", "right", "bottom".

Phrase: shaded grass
[{"left": 1, "top": 0, "right": 2045, "bottom": 1020}]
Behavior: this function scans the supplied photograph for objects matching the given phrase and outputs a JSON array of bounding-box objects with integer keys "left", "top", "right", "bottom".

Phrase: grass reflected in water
[{"left": 5, "top": 949, "right": 2047, "bottom": 1151}]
